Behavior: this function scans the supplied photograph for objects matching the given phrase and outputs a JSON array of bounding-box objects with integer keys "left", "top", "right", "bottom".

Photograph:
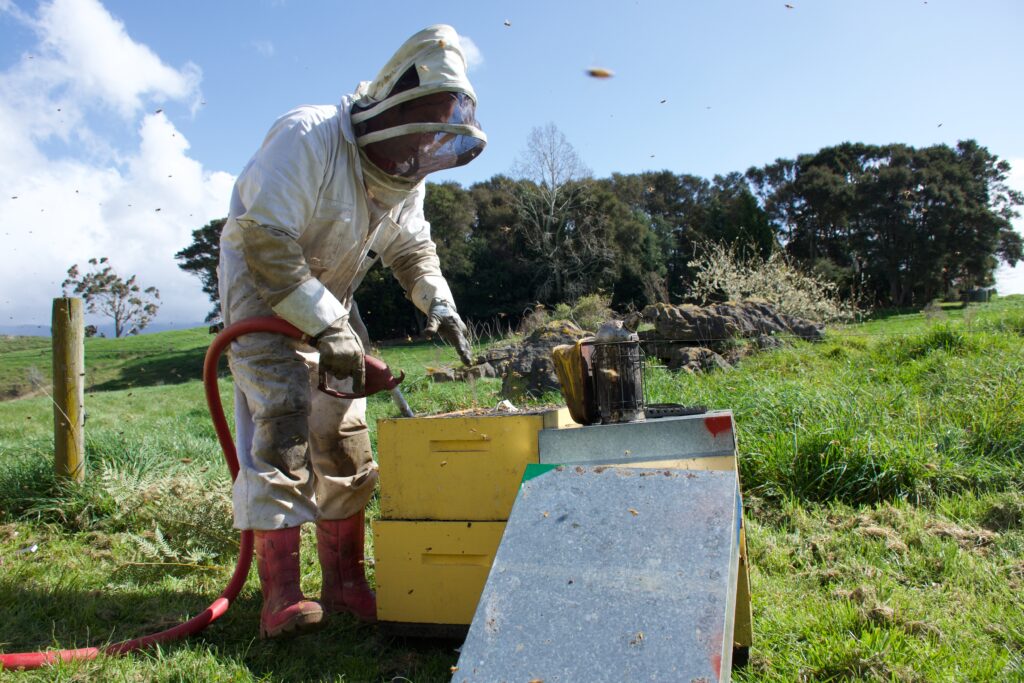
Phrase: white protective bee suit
[{"left": 219, "top": 25, "right": 485, "bottom": 530}]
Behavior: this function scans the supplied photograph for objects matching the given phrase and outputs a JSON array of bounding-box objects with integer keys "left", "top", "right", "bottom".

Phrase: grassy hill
[
  {"left": 0, "top": 298, "right": 1022, "bottom": 681},
  {"left": 0, "top": 327, "right": 216, "bottom": 399}
]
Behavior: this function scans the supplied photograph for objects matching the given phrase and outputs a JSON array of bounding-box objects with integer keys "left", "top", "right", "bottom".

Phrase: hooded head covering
[{"left": 352, "top": 25, "right": 486, "bottom": 185}]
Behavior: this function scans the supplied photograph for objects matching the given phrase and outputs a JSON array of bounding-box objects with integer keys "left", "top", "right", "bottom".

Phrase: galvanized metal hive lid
[
  {"left": 454, "top": 465, "right": 740, "bottom": 682},
  {"left": 538, "top": 410, "right": 736, "bottom": 466}
]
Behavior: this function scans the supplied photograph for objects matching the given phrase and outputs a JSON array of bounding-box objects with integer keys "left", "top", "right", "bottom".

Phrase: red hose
[{"left": 0, "top": 317, "right": 304, "bottom": 671}]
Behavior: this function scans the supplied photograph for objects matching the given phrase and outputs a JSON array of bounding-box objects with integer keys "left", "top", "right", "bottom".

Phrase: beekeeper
[{"left": 217, "top": 24, "right": 484, "bottom": 639}]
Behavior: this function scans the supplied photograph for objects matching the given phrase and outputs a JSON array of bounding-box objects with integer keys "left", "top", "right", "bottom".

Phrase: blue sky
[{"left": 1, "top": 0, "right": 1022, "bottom": 329}]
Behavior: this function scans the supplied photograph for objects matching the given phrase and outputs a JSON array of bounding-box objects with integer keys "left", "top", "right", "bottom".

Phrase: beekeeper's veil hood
[{"left": 352, "top": 25, "right": 486, "bottom": 181}]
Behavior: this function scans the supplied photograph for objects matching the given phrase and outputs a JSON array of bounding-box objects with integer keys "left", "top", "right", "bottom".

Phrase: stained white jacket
[{"left": 219, "top": 94, "right": 453, "bottom": 335}]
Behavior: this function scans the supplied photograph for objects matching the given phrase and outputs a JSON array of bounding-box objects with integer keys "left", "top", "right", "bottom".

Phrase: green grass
[
  {"left": 0, "top": 327, "right": 216, "bottom": 400},
  {"left": 643, "top": 315, "right": 1024, "bottom": 507},
  {"left": 1, "top": 298, "right": 1023, "bottom": 680}
]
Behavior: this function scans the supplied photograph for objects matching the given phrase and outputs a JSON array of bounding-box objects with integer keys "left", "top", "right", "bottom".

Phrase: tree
[
  {"left": 606, "top": 170, "right": 778, "bottom": 302},
  {"left": 356, "top": 264, "right": 413, "bottom": 339},
  {"left": 510, "top": 123, "right": 613, "bottom": 302},
  {"left": 463, "top": 175, "right": 536, "bottom": 319},
  {"left": 590, "top": 178, "right": 667, "bottom": 308},
  {"left": 746, "top": 140, "right": 1023, "bottom": 307},
  {"left": 704, "top": 172, "right": 778, "bottom": 259},
  {"left": 61, "top": 258, "right": 161, "bottom": 337},
  {"left": 607, "top": 171, "right": 716, "bottom": 301},
  {"left": 175, "top": 218, "right": 225, "bottom": 323},
  {"left": 425, "top": 181, "right": 477, "bottom": 304}
]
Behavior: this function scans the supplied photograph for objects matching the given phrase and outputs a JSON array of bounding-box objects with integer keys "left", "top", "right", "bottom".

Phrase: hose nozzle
[{"left": 318, "top": 355, "right": 405, "bottom": 399}]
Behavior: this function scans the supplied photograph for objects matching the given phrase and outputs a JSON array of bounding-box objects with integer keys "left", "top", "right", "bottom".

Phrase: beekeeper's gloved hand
[
  {"left": 315, "top": 316, "right": 365, "bottom": 394},
  {"left": 424, "top": 298, "right": 473, "bottom": 366}
]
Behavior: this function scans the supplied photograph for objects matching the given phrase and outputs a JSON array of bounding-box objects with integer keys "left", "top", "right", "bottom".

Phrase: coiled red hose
[{"left": 0, "top": 317, "right": 304, "bottom": 671}]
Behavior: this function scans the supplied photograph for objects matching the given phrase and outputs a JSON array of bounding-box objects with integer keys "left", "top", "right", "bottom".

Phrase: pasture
[{"left": 0, "top": 298, "right": 1022, "bottom": 681}]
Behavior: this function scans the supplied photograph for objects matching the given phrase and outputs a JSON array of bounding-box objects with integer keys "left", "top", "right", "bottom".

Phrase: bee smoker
[{"left": 586, "top": 336, "right": 646, "bottom": 424}]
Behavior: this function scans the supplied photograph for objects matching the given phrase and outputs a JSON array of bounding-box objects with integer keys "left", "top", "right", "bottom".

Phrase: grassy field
[
  {"left": 0, "top": 328, "right": 216, "bottom": 400},
  {"left": 0, "top": 299, "right": 1022, "bottom": 681}
]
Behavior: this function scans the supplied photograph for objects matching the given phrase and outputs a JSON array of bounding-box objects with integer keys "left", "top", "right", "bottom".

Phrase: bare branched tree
[
  {"left": 61, "top": 258, "right": 161, "bottom": 337},
  {"left": 510, "top": 123, "right": 612, "bottom": 301},
  {"left": 511, "top": 122, "right": 591, "bottom": 190}
]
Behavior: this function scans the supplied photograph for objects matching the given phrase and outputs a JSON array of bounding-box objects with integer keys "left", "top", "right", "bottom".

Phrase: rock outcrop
[
  {"left": 428, "top": 300, "right": 824, "bottom": 392},
  {"left": 499, "top": 321, "right": 590, "bottom": 399},
  {"left": 639, "top": 300, "right": 823, "bottom": 370},
  {"left": 640, "top": 300, "right": 823, "bottom": 344}
]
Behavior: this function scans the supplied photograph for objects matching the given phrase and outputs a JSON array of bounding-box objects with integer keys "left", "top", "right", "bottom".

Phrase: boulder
[
  {"left": 459, "top": 362, "right": 496, "bottom": 380},
  {"left": 501, "top": 320, "right": 590, "bottom": 399},
  {"left": 755, "top": 333, "right": 784, "bottom": 350},
  {"left": 477, "top": 346, "right": 516, "bottom": 377},
  {"left": 641, "top": 302, "right": 741, "bottom": 343},
  {"left": 663, "top": 346, "right": 732, "bottom": 373},
  {"left": 639, "top": 300, "right": 823, "bottom": 373},
  {"left": 428, "top": 362, "right": 498, "bottom": 384},
  {"left": 429, "top": 368, "right": 457, "bottom": 383}
]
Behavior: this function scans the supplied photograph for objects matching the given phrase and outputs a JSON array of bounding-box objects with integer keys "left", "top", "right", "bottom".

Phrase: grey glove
[
  {"left": 424, "top": 297, "right": 473, "bottom": 366},
  {"left": 315, "top": 316, "right": 365, "bottom": 394}
]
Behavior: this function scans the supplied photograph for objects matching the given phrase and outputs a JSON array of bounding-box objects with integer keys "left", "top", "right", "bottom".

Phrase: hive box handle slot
[
  {"left": 421, "top": 553, "right": 491, "bottom": 566},
  {"left": 429, "top": 439, "right": 492, "bottom": 453}
]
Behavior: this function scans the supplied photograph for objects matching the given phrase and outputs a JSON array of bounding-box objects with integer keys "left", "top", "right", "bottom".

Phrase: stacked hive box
[{"left": 372, "top": 408, "right": 574, "bottom": 630}]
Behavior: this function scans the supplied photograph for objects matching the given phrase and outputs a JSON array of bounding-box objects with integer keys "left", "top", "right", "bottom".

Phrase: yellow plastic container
[
  {"left": 373, "top": 519, "right": 506, "bottom": 625},
  {"left": 377, "top": 408, "right": 574, "bottom": 521}
]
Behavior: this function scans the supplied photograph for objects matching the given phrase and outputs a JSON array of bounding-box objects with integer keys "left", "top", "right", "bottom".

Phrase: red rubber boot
[
  {"left": 254, "top": 527, "right": 324, "bottom": 638},
  {"left": 316, "top": 512, "right": 377, "bottom": 622}
]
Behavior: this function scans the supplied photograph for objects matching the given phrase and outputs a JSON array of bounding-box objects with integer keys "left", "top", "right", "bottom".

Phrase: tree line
[{"left": 176, "top": 128, "right": 1022, "bottom": 339}]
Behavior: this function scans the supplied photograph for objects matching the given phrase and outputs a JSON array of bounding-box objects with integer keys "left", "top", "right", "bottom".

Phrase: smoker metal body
[{"left": 586, "top": 338, "right": 646, "bottom": 423}]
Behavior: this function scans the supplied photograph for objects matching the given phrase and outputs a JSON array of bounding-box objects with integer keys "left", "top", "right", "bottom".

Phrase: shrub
[
  {"left": 521, "top": 295, "right": 616, "bottom": 337},
  {"left": 686, "top": 243, "right": 863, "bottom": 323},
  {"left": 553, "top": 294, "right": 615, "bottom": 332},
  {"left": 516, "top": 304, "right": 551, "bottom": 336}
]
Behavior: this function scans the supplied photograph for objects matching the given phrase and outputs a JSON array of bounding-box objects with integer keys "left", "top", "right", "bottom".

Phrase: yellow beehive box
[
  {"left": 373, "top": 519, "right": 505, "bottom": 625},
  {"left": 377, "top": 408, "right": 573, "bottom": 521}
]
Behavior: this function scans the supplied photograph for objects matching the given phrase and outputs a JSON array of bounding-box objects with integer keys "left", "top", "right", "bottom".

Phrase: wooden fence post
[{"left": 52, "top": 297, "right": 85, "bottom": 482}]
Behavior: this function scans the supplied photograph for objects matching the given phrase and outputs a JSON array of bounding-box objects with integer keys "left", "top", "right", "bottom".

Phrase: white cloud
[
  {"left": 0, "top": 0, "right": 232, "bottom": 329},
  {"left": 0, "top": 0, "right": 32, "bottom": 23},
  {"left": 251, "top": 40, "right": 275, "bottom": 57},
  {"left": 459, "top": 34, "right": 483, "bottom": 70},
  {"left": 36, "top": 0, "right": 201, "bottom": 118}
]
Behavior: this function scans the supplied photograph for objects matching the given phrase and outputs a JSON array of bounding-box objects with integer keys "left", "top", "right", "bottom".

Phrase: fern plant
[{"left": 129, "top": 523, "right": 218, "bottom": 566}]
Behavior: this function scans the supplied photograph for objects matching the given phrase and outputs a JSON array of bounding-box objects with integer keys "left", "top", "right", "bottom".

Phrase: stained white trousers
[{"left": 221, "top": 249, "right": 378, "bottom": 530}]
